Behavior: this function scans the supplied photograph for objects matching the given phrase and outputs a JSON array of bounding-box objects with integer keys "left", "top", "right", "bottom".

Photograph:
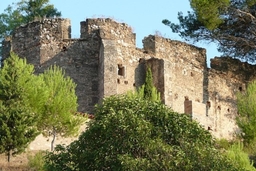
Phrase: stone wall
[
  {"left": 3, "top": 17, "right": 256, "bottom": 140},
  {"left": 143, "top": 36, "right": 207, "bottom": 111},
  {"left": 141, "top": 35, "right": 256, "bottom": 139}
]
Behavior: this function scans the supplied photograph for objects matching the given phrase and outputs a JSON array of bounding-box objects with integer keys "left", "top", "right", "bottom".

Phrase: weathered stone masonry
[{"left": 3, "top": 18, "right": 256, "bottom": 140}]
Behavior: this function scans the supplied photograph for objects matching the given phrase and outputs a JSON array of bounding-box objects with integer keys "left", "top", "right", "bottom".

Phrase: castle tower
[{"left": 80, "top": 18, "right": 139, "bottom": 100}]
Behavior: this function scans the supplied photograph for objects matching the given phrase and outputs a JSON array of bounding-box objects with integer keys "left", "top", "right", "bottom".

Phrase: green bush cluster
[{"left": 44, "top": 94, "right": 244, "bottom": 171}]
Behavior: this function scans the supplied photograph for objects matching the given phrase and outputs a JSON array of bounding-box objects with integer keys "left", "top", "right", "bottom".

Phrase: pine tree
[
  {"left": 37, "top": 65, "right": 84, "bottom": 151},
  {"left": 137, "top": 67, "right": 161, "bottom": 102},
  {"left": 0, "top": 52, "right": 45, "bottom": 162},
  {"left": 163, "top": 0, "right": 256, "bottom": 61},
  {"left": 144, "top": 67, "right": 153, "bottom": 99}
]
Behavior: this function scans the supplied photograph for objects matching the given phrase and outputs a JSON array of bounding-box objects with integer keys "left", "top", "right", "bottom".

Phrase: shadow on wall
[{"left": 134, "top": 58, "right": 146, "bottom": 89}]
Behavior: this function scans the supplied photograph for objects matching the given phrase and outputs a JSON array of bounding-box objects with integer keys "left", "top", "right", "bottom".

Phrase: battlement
[{"left": 80, "top": 18, "right": 136, "bottom": 47}]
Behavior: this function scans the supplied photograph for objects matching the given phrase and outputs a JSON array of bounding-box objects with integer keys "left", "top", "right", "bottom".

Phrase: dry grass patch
[{"left": 0, "top": 151, "right": 39, "bottom": 171}]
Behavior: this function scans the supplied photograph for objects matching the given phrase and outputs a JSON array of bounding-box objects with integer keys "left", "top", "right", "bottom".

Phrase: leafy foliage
[
  {"left": 19, "top": 0, "right": 61, "bottom": 23},
  {"left": 44, "top": 94, "right": 244, "bottom": 170},
  {"left": 0, "top": 52, "right": 45, "bottom": 162},
  {"left": 236, "top": 80, "right": 256, "bottom": 145},
  {"left": 190, "top": 0, "right": 230, "bottom": 30},
  {"left": 215, "top": 138, "right": 233, "bottom": 149},
  {"left": 163, "top": 0, "right": 256, "bottom": 61},
  {"left": 37, "top": 65, "right": 84, "bottom": 151}
]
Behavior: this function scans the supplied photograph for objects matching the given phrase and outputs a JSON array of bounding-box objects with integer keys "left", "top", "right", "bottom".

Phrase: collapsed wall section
[{"left": 142, "top": 35, "right": 245, "bottom": 139}]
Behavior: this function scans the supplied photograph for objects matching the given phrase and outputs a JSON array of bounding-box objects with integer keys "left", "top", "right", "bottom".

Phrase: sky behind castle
[{"left": 1, "top": 0, "right": 221, "bottom": 65}]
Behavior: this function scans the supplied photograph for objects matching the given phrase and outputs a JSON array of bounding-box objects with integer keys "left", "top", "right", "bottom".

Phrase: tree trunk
[
  {"left": 7, "top": 150, "right": 11, "bottom": 162},
  {"left": 51, "top": 127, "right": 56, "bottom": 151}
]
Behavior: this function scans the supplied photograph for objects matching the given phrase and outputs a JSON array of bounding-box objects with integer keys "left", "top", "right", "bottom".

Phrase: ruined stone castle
[{"left": 3, "top": 18, "right": 256, "bottom": 140}]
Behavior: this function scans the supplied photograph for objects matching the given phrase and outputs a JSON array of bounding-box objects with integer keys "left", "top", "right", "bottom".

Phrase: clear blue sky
[{"left": 1, "top": 0, "right": 221, "bottom": 65}]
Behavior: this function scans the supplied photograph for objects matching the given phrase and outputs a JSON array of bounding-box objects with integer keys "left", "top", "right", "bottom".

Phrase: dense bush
[
  {"left": 44, "top": 95, "right": 245, "bottom": 171},
  {"left": 226, "top": 142, "right": 256, "bottom": 171}
]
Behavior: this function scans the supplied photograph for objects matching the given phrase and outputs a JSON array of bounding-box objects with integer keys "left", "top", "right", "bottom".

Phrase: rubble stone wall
[{"left": 3, "top": 18, "right": 256, "bottom": 140}]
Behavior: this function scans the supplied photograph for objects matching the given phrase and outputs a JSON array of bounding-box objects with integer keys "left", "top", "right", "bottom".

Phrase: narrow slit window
[
  {"left": 207, "top": 101, "right": 211, "bottom": 108},
  {"left": 118, "top": 64, "right": 125, "bottom": 76}
]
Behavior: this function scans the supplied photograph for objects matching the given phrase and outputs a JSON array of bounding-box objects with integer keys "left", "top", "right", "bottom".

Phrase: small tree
[
  {"left": 236, "top": 80, "right": 256, "bottom": 145},
  {"left": 37, "top": 65, "right": 84, "bottom": 151},
  {"left": 0, "top": 52, "right": 45, "bottom": 162},
  {"left": 137, "top": 67, "right": 161, "bottom": 102}
]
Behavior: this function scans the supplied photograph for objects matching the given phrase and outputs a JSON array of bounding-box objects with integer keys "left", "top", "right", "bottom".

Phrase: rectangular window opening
[{"left": 118, "top": 64, "right": 125, "bottom": 76}]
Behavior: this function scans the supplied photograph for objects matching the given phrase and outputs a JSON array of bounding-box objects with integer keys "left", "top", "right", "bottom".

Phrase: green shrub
[
  {"left": 215, "top": 138, "right": 232, "bottom": 150},
  {"left": 27, "top": 151, "right": 46, "bottom": 171},
  {"left": 44, "top": 95, "right": 245, "bottom": 171},
  {"left": 226, "top": 142, "right": 256, "bottom": 171}
]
